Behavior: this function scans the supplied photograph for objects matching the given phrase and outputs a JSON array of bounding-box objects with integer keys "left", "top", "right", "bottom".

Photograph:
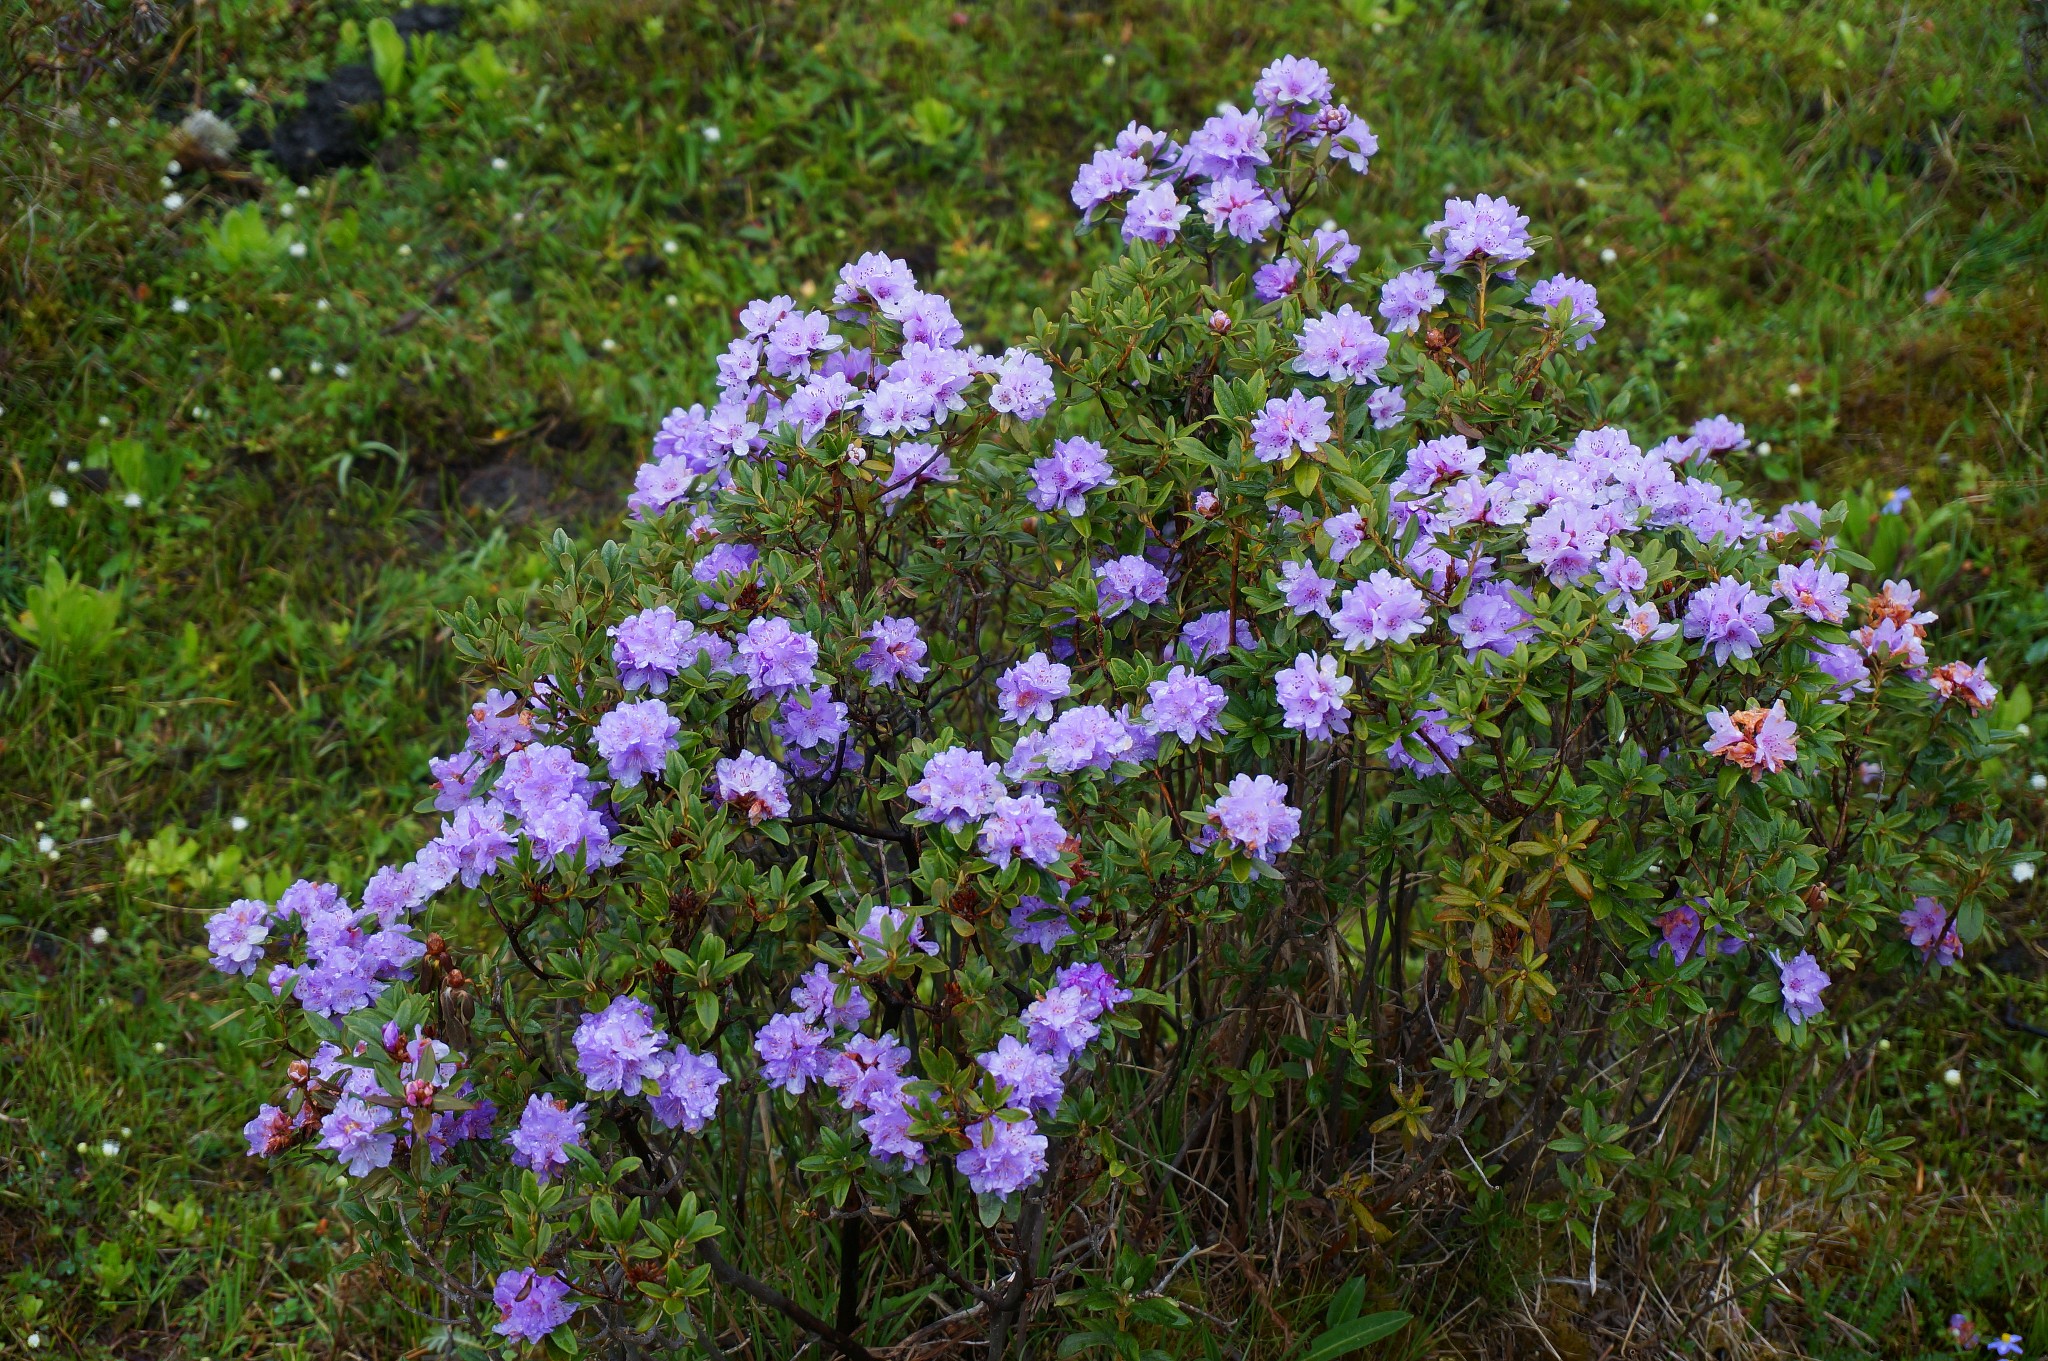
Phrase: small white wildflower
[
  {"left": 701, "top": 125, "right": 721, "bottom": 142},
  {"left": 1319, "top": 218, "right": 1336, "bottom": 233},
  {"left": 163, "top": 192, "right": 185, "bottom": 211},
  {"left": 288, "top": 241, "right": 307, "bottom": 258},
  {"left": 1599, "top": 247, "right": 1618, "bottom": 264},
  {"left": 1756, "top": 441, "right": 1773, "bottom": 456},
  {"left": 512, "top": 211, "right": 525, "bottom": 223},
  {"left": 45, "top": 849, "right": 59, "bottom": 862},
  {"left": 296, "top": 184, "right": 311, "bottom": 198},
  {"left": 107, "top": 115, "right": 120, "bottom": 128},
  {"left": 90, "top": 926, "right": 109, "bottom": 945},
  {"left": 268, "top": 366, "right": 283, "bottom": 380},
  {"left": 190, "top": 405, "right": 206, "bottom": 417},
  {"left": 662, "top": 239, "right": 679, "bottom": 254},
  {"left": 491, "top": 156, "right": 509, "bottom": 170},
  {"left": 77, "top": 797, "right": 92, "bottom": 811},
  {"left": 166, "top": 159, "right": 182, "bottom": 176},
  {"left": 279, "top": 202, "right": 295, "bottom": 218},
  {"left": 98, "top": 414, "right": 112, "bottom": 427},
  {"left": 316, "top": 297, "right": 330, "bottom": 311},
  {"left": 1943, "top": 1068, "right": 1962, "bottom": 1088},
  {"left": 66, "top": 459, "right": 81, "bottom": 472},
  {"left": 171, "top": 296, "right": 190, "bottom": 314},
  {"left": 1575, "top": 176, "right": 1589, "bottom": 188},
  {"left": 101, "top": 1139, "right": 121, "bottom": 1156},
  {"left": 120, "top": 1126, "right": 131, "bottom": 1137},
  {"left": 1877, "top": 1038, "right": 1891, "bottom": 1051},
  {"left": 48, "top": 488, "right": 69, "bottom": 509},
  {"left": 75, "top": 1143, "right": 89, "bottom": 1156},
  {"left": 160, "top": 175, "right": 174, "bottom": 189},
  {"left": 152, "top": 1041, "right": 166, "bottom": 1054},
  {"left": 236, "top": 77, "right": 254, "bottom": 94},
  {"left": 398, "top": 243, "right": 413, "bottom": 257},
  {"left": 600, "top": 337, "right": 619, "bottom": 353},
  {"left": 1100, "top": 51, "right": 1116, "bottom": 66},
  {"left": 230, "top": 815, "right": 250, "bottom": 832},
  {"left": 26, "top": 1333, "right": 40, "bottom": 1349},
  {"left": 37, "top": 835, "right": 55, "bottom": 854},
  {"left": 122, "top": 492, "right": 143, "bottom": 508},
  {"left": 1703, "top": 10, "right": 1719, "bottom": 24},
  {"left": 2017, "top": 722, "right": 2032, "bottom": 736},
  {"left": 665, "top": 294, "right": 679, "bottom": 308},
  {"left": 1441, "top": 181, "right": 1458, "bottom": 194},
  {"left": 333, "top": 362, "right": 350, "bottom": 378},
  {"left": 2016, "top": 862, "right": 2038, "bottom": 884},
  {"left": 2031, "top": 773, "right": 2047, "bottom": 791},
  {"left": 1786, "top": 381, "right": 1803, "bottom": 397},
  {"left": 310, "top": 361, "right": 325, "bottom": 374}
]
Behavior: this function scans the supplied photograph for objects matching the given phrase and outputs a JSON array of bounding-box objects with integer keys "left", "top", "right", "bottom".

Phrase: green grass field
[{"left": 4, "top": 0, "right": 2047, "bottom": 1355}]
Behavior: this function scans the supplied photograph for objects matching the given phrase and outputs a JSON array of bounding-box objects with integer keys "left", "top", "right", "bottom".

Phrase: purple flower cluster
[
  {"left": 1203, "top": 773, "right": 1302, "bottom": 861},
  {"left": 1027, "top": 437, "right": 1115, "bottom": 516},
  {"left": 1273, "top": 653, "right": 1352, "bottom": 741},
  {"left": 857, "top": 616, "right": 929, "bottom": 688},
  {"left": 1064, "top": 55, "right": 1372, "bottom": 250}
]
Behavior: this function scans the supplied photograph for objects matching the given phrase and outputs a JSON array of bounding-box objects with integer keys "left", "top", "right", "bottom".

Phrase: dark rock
[
  {"left": 459, "top": 460, "right": 553, "bottom": 522},
  {"left": 267, "top": 63, "right": 385, "bottom": 182},
  {"left": 392, "top": 4, "right": 462, "bottom": 38}
]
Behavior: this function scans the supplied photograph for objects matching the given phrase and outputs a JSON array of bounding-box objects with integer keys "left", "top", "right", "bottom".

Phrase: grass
[{"left": 2, "top": 0, "right": 2046, "bottom": 1354}]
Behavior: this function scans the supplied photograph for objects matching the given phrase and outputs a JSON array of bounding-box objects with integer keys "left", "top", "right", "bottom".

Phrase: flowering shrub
[{"left": 208, "top": 56, "right": 2028, "bottom": 1355}]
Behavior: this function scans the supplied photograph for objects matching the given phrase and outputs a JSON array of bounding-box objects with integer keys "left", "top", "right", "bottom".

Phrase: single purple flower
[
  {"left": 979, "top": 1034, "right": 1068, "bottom": 1114},
  {"left": 1022, "top": 985, "right": 1100, "bottom": 1059},
  {"left": 1366, "top": 385, "right": 1407, "bottom": 429},
  {"left": 1250, "top": 392, "right": 1335, "bottom": 462},
  {"left": 574, "top": 996, "right": 669, "bottom": 1095},
  {"left": 955, "top": 1113, "right": 1049, "bottom": 1197},
  {"left": 1386, "top": 704, "right": 1473, "bottom": 778},
  {"left": 754, "top": 1012, "right": 833, "bottom": 1093},
  {"left": 824, "top": 1032, "right": 913, "bottom": 1113},
  {"left": 1774, "top": 949, "right": 1830, "bottom": 1024},
  {"left": 1095, "top": 555, "right": 1170, "bottom": 618},
  {"left": 1141, "top": 666, "right": 1229, "bottom": 742},
  {"left": 979, "top": 793, "right": 1069, "bottom": 868},
  {"left": 1203, "top": 773, "right": 1301, "bottom": 861},
  {"left": 1252, "top": 256, "right": 1301, "bottom": 302},
  {"left": 1198, "top": 176, "right": 1281, "bottom": 243},
  {"left": 1426, "top": 194, "right": 1533, "bottom": 273},
  {"left": 1027, "top": 437, "right": 1114, "bottom": 516},
  {"left": 493, "top": 1268, "right": 578, "bottom": 1343},
  {"left": 1123, "top": 183, "right": 1189, "bottom": 243},
  {"left": 790, "top": 963, "right": 872, "bottom": 1030},
  {"left": 773, "top": 685, "right": 849, "bottom": 751},
  {"left": 1331, "top": 571, "right": 1431, "bottom": 650},
  {"left": 1278, "top": 560, "right": 1336, "bottom": 618},
  {"left": 207, "top": 898, "right": 270, "bottom": 975},
  {"left": 907, "top": 746, "right": 1007, "bottom": 830},
  {"left": 715, "top": 750, "right": 791, "bottom": 823},
  {"left": 1009, "top": 895, "right": 1076, "bottom": 953},
  {"left": 997, "top": 652, "right": 1073, "bottom": 724},
  {"left": 1293, "top": 306, "right": 1387, "bottom": 386},
  {"left": 1526, "top": 273, "right": 1604, "bottom": 349},
  {"left": 318, "top": 1095, "right": 396, "bottom": 1178},
  {"left": 858, "top": 616, "right": 929, "bottom": 688},
  {"left": 1682, "top": 578, "right": 1776, "bottom": 664},
  {"left": 650, "top": 1047, "right": 728, "bottom": 1133},
  {"left": 1704, "top": 702, "right": 1799, "bottom": 778},
  {"left": 736, "top": 617, "right": 819, "bottom": 696},
  {"left": 594, "top": 699, "right": 680, "bottom": 787}
]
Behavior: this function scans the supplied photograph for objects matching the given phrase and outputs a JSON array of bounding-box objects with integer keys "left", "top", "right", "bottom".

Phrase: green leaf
[
  {"left": 1301, "top": 1310, "right": 1412, "bottom": 1360},
  {"left": 368, "top": 16, "right": 406, "bottom": 98}
]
